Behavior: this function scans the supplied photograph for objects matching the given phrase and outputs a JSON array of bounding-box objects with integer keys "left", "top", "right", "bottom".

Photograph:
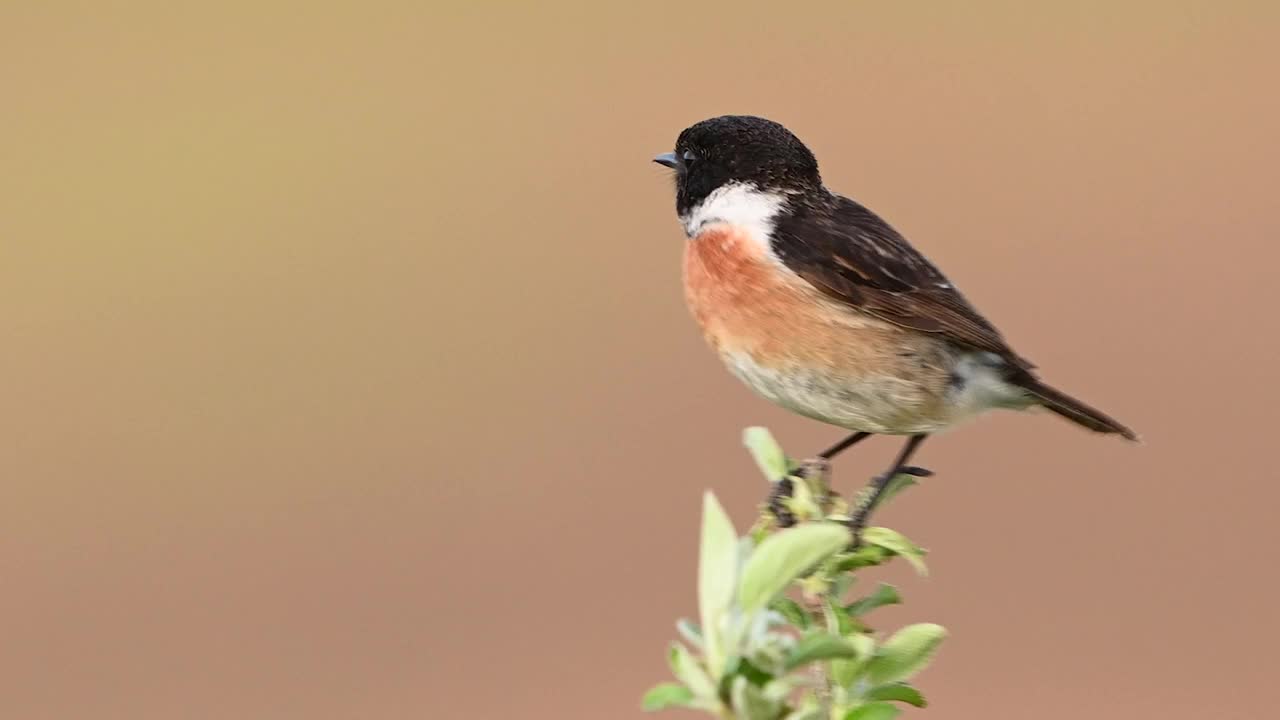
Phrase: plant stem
[{"left": 803, "top": 457, "right": 840, "bottom": 720}]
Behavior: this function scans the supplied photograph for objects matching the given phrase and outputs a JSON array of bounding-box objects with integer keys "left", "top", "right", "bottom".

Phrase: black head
[{"left": 654, "top": 115, "right": 821, "bottom": 216}]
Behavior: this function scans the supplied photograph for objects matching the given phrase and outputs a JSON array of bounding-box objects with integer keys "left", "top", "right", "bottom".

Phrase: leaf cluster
[{"left": 643, "top": 429, "right": 946, "bottom": 720}]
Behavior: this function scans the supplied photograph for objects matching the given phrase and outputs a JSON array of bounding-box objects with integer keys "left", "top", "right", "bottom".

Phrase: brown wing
[{"left": 772, "top": 194, "right": 1035, "bottom": 372}]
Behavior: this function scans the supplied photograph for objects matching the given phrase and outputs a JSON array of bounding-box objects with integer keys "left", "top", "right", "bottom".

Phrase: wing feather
[{"left": 773, "top": 194, "right": 1035, "bottom": 372}]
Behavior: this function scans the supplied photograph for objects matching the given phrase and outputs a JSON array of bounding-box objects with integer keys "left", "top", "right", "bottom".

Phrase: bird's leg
[
  {"left": 846, "top": 434, "right": 928, "bottom": 544},
  {"left": 768, "top": 456, "right": 834, "bottom": 528},
  {"left": 770, "top": 432, "right": 871, "bottom": 527},
  {"left": 768, "top": 427, "right": 870, "bottom": 525},
  {"left": 768, "top": 431, "right": 932, "bottom": 529},
  {"left": 818, "top": 431, "right": 872, "bottom": 460},
  {"left": 822, "top": 429, "right": 932, "bottom": 477}
]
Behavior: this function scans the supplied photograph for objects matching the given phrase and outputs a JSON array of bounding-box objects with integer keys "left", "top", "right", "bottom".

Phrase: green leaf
[
  {"left": 784, "top": 469, "right": 822, "bottom": 522},
  {"left": 698, "top": 491, "right": 739, "bottom": 675},
  {"left": 770, "top": 597, "right": 810, "bottom": 630},
  {"left": 669, "top": 643, "right": 717, "bottom": 699},
  {"left": 860, "top": 527, "right": 928, "bottom": 576},
  {"left": 739, "top": 523, "right": 850, "bottom": 613},
  {"left": 831, "top": 658, "right": 858, "bottom": 690},
  {"left": 876, "top": 474, "right": 917, "bottom": 508},
  {"left": 843, "top": 702, "right": 901, "bottom": 720},
  {"left": 722, "top": 655, "right": 773, "bottom": 689},
  {"left": 845, "top": 584, "right": 903, "bottom": 617},
  {"left": 783, "top": 632, "right": 863, "bottom": 671},
  {"left": 865, "top": 682, "right": 927, "bottom": 708},
  {"left": 676, "top": 619, "right": 703, "bottom": 649},
  {"left": 831, "top": 633, "right": 876, "bottom": 687},
  {"left": 866, "top": 623, "right": 947, "bottom": 685},
  {"left": 731, "top": 675, "right": 781, "bottom": 720},
  {"left": 783, "top": 703, "right": 824, "bottom": 720},
  {"left": 762, "top": 677, "right": 797, "bottom": 704},
  {"left": 832, "top": 545, "right": 890, "bottom": 572},
  {"left": 641, "top": 683, "right": 695, "bottom": 711},
  {"left": 823, "top": 596, "right": 868, "bottom": 635},
  {"left": 743, "top": 426, "right": 789, "bottom": 480},
  {"left": 831, "top": 573, "right": 856, "bottom": 599}
]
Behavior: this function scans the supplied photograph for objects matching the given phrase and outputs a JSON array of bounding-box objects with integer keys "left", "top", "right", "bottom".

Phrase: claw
[
  {"left": 768, "top": 477, "right": 796, "bottom": 528},
  {"left": 791, "top": 457, "right": 831, "bottom": 480},
  {"left": 844, "top": 517, "right": 865, "bottom": 549}
]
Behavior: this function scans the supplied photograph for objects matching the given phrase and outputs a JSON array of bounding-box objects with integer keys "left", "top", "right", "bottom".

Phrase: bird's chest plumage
[
  {"left": 681, "top": 225, "right": 959, "bottom": 434},
  {"left": 682, "top": 226, "right": 809, "bottom": 356}
]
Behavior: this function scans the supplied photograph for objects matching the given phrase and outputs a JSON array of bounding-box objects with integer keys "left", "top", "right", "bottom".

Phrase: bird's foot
[
  {"left": 767, "top": 457, "right": 834, "bottom": 528},
  {"left": 767, "top": 476, "right": 796, "bottom": 528},
  {"left": 843, "top": 465, "right": 935, "bottom": 547},
  {"left": 794, "top": 456, "right": 832, "bottom": 482},
  {"left": 844, "top": 500, "right": 878, "bottom": 549}
]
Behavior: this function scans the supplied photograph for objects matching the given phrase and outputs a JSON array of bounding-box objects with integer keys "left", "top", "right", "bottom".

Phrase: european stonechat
[{"left": 654, "top": 115, "right": 1137, "bottom": 532}]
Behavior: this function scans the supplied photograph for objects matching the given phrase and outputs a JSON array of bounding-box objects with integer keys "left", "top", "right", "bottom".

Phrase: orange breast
[
  {"left": 681, "top": 225, "right": 956, "bottom": 433},
  {"left": 682, "top": 225, "right": 857, "bottom": 367}
]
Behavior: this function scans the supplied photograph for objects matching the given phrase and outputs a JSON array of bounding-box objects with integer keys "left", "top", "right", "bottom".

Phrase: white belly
[{"left": 721, "top": 348, "right": 1032, "bottom": 435}]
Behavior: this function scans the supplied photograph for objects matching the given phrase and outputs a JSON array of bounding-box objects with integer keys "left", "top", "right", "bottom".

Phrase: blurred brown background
[{"left": 2, "top": 2, "right": 1278, "bottom": 718}]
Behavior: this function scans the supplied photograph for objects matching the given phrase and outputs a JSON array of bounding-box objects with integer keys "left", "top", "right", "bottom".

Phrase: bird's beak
[{"left": 653, "top": 152, "right": 679, "bottom": 169}]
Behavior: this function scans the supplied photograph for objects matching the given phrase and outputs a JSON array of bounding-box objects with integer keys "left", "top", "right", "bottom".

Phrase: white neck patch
[{"left": 680, "top": 183, "right": 786, "bottom": 252}]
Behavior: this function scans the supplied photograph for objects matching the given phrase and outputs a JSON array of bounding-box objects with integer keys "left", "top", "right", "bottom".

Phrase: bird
[{"left": 653, "top": 115, "right": 1137, "bottom": 535}]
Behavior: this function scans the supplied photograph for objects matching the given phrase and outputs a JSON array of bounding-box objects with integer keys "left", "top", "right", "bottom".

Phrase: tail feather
[{"left": 1019, "top": 379, "right": 1139, "bottom": 442}]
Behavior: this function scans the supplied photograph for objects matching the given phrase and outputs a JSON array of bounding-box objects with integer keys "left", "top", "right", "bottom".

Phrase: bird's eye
[{"left": 682, "top": 150, "right": 699, "bottom": 164}]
